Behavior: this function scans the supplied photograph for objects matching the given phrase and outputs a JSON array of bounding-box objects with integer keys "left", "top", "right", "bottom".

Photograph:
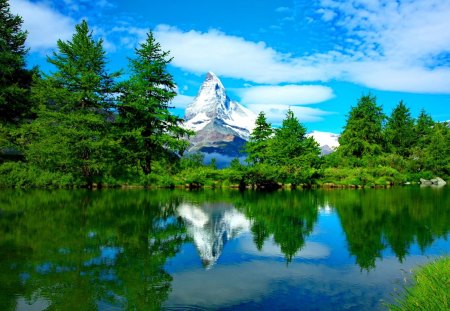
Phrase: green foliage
[
  {"left": 385, "top": 101, "right": 415, "bottom": 157},
  {"left": 45, "top": 20, "right": 118, "bottom": 112},
  {"left": 0, "top": 162, "right": 74, "bottom": 188},
  {"left": 339, "top": 95, "right": 385, "bottom": 160},
  {"left": 390, "top": 256, "right": 449, "bottom": 311},
  {"left": 0, "top": 0, "right": 34, "bottom": 124},
  {"left": 245, "top": 111, "right": 272, "bottom": 164},
  {"left": 118, "top": 32, "right": 192, "bottom": 175},
  {"left": 23, "top": 20, "right": 119, "bottom": 187}
]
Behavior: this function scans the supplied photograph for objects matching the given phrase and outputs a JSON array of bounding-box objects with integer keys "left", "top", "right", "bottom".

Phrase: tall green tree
[
  {"left": 43, "top": 20, "right": 118, "bottom": 112},
  {"left": 245, "top": 111, "right": 273, "bottom": 164},
  {"left": 384, "top": 101, "right": 415, "bottom": 157},
  {"left": 338, "top": 95, "right": 385, "bottom": 161},
  {"left": 414, "top": 109, "right": 434, "bottom": 147},
  {"left": 0, "top": 0, "right": 33, "bottom": 124},
  {"left": 118, "top": 32, "right": 192, "bottom": 175},
  {"left": 270, "top": 109, "right": 321, "bottom": 186},
  {"left": 24, "top": 20, "right": 119, "bottom": 186}
]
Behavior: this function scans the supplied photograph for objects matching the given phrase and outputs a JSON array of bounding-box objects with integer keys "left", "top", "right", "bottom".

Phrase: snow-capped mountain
[
  {"left": 306, "top": 131, "right": 340, "bottom": 155},
  {"left": 183, "top": 72, "right": 340, "bottom": 159},
  {"left": 184, "top": 72, "right": 257, "bottom": 157},
  {"left": 177, "top": 202, "right": 250, "bottom": 268}
]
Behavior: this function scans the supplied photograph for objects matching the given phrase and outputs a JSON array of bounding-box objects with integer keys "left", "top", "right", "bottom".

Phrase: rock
[
  {"left": 420, "top": 178, "right": 433, "bottom": 185},
  {"left": 433, "top": 177, "right": 446, "bottom": 186},
  {"left": 420, "top": 177, "right": 446, "bottom": 186}
]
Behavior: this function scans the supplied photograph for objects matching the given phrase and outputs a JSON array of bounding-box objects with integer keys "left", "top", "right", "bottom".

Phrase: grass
[{"left": 390, "top": 256, "right": 449, "bottom": 311}]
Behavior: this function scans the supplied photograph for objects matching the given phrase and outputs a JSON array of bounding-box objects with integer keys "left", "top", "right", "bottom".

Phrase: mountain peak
[
  {"left": 183, "top": 72, "right": 257, "bottom": 155},
  {"left": 206, "top": 71, "right": 219, "bottom": 81}
]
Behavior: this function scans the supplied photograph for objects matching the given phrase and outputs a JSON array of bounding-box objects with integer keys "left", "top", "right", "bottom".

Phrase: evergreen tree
[
  {"left": 414, "top": 109, "right": 434, "bottom": 146},
  {"left": 24, "top": 20, "right": 119, "bottom": 186},
  {"left": 338, "top": 95, "right": 385, "bottom": 161},
  {"left": 423, "top": 123, "right": 450, "bottom": 177},
  {"left": 43, "top": 20, "right": 118, "bottom": 111},
  {"left": 118, "top": 32, "right": 192, "bottom": 175},
  {"left": 0, "top": 0, "right": 33, "bottom": 124},
  {"left": 384, "top": 101, "right": 415, "bottom": 157},
  {"left": 270, "top": 109, "right": 320, "bottom": 186},
  {"left": 245, "top": 111, "right": 273, "bottom": 164}
]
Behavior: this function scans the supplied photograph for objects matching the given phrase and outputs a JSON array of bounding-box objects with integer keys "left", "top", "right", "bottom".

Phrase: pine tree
[
  {"left": 25, "top": 20, "right": 119, "bottom": 186},
  {"left": 270, "top": 109, "right": 320, "bottom": 186},
  {"left": 118, "top": 32, "right": 192, "bottom": 175},
  {"left": 0, "top": 0, "right": 33, "bottom": 124},
  {"left": 43, "top": 20, "right": 118, "bottom": 111},
  {"left": 338, "top": 95, "right": 385, "bottom": 161},
  {"left": 384, "top": 101, "right": 415, "bottom": 157},
  {"left": 414, "top": 109, "right": 434, "bottom": 146},
  {"left": 245, "top": 111, "right": 273, "bottom": 164}
]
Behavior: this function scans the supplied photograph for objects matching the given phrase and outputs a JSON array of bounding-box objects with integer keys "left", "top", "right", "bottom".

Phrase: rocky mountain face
[
  {"left": 184, "top": 72, "right": 256, "bottom": 157},
  {"left": 183, "top": 72, "right": 340, "bottom": 160}
]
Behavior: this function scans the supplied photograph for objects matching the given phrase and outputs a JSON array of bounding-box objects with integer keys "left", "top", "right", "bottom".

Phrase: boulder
[{"left": 420, "top": 177, "right": 447, "bottom": 186}]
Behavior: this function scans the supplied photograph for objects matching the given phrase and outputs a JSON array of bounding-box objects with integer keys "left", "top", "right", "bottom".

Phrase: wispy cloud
[
  {"left": 10, "top": 0, "right": 75, "bottom": 52},
  {"left": 152, "top": 0, "right": 450, "bottom": 94},
  {"left": 238, "top": 85, "right": 334, "bottom": 106},
  {"left": 172, "top": 94, "right": 195, "bottom": 109}
]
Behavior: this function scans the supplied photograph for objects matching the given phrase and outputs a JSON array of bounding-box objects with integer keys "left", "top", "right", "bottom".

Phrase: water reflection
[
  {"left": 177, "top": 202, "right": 250, "bottom": 268},
  {"left": 0, "top": 190, "right": 187, "bottom": 310},
  {"left": 0, "top": 188, "right": 448, "bottom": 310}
]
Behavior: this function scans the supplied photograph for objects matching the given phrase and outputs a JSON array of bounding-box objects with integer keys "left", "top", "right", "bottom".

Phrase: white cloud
[
  {"left": 152, "top": 0, "right": 450, "bottom": 94},
  {"left": 172, "top": 94, "right": 195, "bottom": 109},
  {"left": 238, "top": 85, "right": 334, "bottom": 106},
  {"left": 10, "top": 0, "right": 75, "bottom": 51},
  {"left": 247, "top": 104, "right": 332, "bottom": 124},
  {"left": 275, "top": 6, "right": 291, "bottom": 13},
  {"left": 235, "top": 84, "right": 334, "bottom": 123},
  {"left": 316, "top": 8, "right": 337, "bottom": 21},
  {"left": 154, "top": 25, "right": 329, "bottom": 84}
]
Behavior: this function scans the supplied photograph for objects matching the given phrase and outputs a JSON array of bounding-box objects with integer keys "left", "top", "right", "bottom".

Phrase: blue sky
[{"left": 10, "top": 0, "right": 450, "bottom": 133}]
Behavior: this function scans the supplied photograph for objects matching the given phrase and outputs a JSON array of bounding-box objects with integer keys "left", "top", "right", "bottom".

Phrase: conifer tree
[
  {"left": 0, "top": 0, "right": 33, "bottom": 124},
  {"left": 384, "top": 101, "right": 415, "bottom": 157},
  {"left": 245, "top": 111, "right": 273, "bottom": 164},
  {"left": 118, "top": 32, "right": 192, "bottom": 175},
  {"left": 338, "top": 95, "right": 385, "bottom": 161},
  {"left": 414, "top": 109, "right": 434, "bottom": 146},
  {"left": 25, "top": 20, "right": 119, "bottom": 186},
  {"left": 270, "top": 109, "right": 320, "bottom": 186}
]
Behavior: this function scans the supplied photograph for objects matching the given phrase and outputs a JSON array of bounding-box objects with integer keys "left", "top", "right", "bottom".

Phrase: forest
[{"left": 1, "top": 1, "right": 449, "bottom": 189}]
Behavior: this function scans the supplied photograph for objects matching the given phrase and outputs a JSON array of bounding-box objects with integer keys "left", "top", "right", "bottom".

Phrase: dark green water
[{"left": 0, "top": 187, "right": 449, "bottom": 310}]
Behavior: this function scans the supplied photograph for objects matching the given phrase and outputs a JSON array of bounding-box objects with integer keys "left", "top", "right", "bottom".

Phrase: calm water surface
[{"left": 0, "top": 188, "right": 449, "bottom": 310}]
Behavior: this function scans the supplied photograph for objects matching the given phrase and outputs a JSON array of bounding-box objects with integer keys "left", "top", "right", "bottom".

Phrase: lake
[{"left": 0, "top": 187, "right": 449, "bottom": 310}]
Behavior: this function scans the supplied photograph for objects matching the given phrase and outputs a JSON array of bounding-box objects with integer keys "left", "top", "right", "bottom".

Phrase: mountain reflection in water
[
  {"left": 0, "top": 188, "right": 448, "bottom": 311},
  {"left": 177, "top": 203, "right": 250, "bottom": 268}
]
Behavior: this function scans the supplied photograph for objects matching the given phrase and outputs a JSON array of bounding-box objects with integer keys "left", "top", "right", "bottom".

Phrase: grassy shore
[{"left": 390, "top": 256, "right": 449, "bottom": 311}]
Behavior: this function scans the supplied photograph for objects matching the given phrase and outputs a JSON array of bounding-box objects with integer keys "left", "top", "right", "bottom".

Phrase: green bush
[{"left": 0, "top": 162, "right": 74, "bottom": 188}]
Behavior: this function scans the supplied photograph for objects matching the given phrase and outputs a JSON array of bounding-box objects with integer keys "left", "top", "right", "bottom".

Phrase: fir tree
[
  {"left": 338, "top": 95, "right": 385, "bottom": 161},
  {"left": 118, "top": 32, "right": 192, "bottom": 175},
  {"left": 270, "top": 109, "right": 320, "bottom": 186},
  {"left": 245, "top": 111, "right": 273, "bottom": 164},
  {"left": 42, "top": 20, "right": 118, "bottom": 111},
  {"left": 0, "top": 0, "right": 33, "bottom": 124},
  {"left": 25, "top": 20, "right": 119, "bottom": 187},
  {"left": 384, "top": 101, "right": 415, "bottom": 157}
]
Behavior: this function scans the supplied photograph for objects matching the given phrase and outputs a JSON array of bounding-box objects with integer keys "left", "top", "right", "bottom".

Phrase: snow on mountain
[
  {"left": 183, "top": 72, "right": 340, "bottom": 159},
  {"left": 184, "top": 72, "right": 256, "bottom": 140},
  {"left": 177, "top": 202, "right": 250, "bottom": 268}
]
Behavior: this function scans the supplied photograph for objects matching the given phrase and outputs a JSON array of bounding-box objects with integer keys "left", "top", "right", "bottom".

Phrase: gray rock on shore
[{"left": 420, "top": 177, "right": 447, "bottom": 186}]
